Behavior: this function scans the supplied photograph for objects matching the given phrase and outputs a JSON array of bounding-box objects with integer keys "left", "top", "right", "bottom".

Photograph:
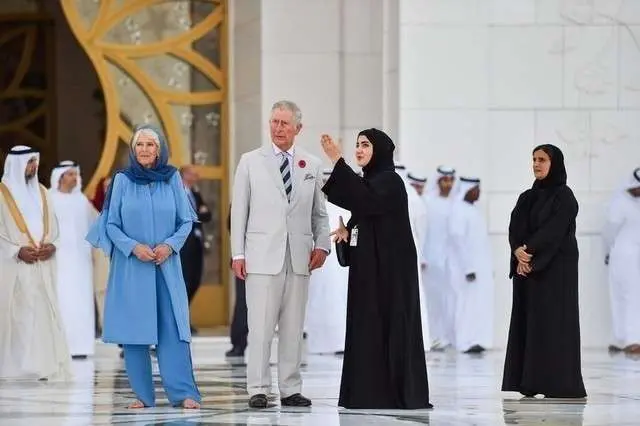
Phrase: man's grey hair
[{"left": 271, "top": 100, "right": 302, "bottom": 125}]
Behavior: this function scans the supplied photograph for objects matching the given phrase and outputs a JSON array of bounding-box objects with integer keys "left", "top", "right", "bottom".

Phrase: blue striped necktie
[{"left": 280, "top": 152, "right": 292, "bottom": 201}]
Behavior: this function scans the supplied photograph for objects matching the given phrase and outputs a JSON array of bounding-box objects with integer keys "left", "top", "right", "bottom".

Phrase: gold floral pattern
[
  {"left": 0, "top": 20, "right": 55, "bottom": 179},
  {"left": 60, "top": 0, "right": 227, "bottom": 197}
]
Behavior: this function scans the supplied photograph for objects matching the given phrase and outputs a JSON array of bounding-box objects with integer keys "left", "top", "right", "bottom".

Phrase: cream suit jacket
[{"left": 231, "top": 144, "right": 331, "bottom": 276}]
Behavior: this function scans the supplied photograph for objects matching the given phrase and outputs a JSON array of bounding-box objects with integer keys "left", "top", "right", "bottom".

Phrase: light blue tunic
[{"left": 87, "top": 172, "right": 196, "bottom": 345}]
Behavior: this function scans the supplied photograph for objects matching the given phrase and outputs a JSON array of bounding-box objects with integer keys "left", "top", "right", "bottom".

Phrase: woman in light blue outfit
[{"left": 87, "top": 124, "right": 201, "bottom": 409}]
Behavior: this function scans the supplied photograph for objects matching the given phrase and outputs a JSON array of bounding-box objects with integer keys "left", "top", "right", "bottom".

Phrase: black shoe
[
  {"left": 464, "top": 345, "right": 485, "bottom": 354},
  {"left": 281, "top": 393, "right": 311, "bottom": 407},
  {"left": 225, "top": 347, "right": 245, "bottom": 357},
  {"left": 249, "top": 394, "right": 268, "bottom": 408}
]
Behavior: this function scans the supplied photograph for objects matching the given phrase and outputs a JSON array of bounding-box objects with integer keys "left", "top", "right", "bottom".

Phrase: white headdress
[
  {"left": 407, "top": 173, "right": 427, "bottom": 186},
  {"left": 611, "top": 167, "right": 640, "bottom": 204},
  {"left": 623, "top": 168, "right": 640, "bottom": 191},
  {"left": 1, "top": 145, "right": 44, "bottom": 241},
  {"left": 426, "top": 165, "right": 456, "bottom": 195},
  {"left": 455, "top": 176, "right": 480, "bottom": 202},
  {"left": 49, "top": 160, "right": 82, "bottom": 193},
  {"left": 394, "top": 162, "right": 408, "bottom": 180}
]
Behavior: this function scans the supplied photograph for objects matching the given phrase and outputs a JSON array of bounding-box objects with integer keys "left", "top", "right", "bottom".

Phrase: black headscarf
[
  {"left": 510, "top": 143, "right": 569, "bottom": 255},
  {"left": 358, "top": 128, "right": 395, "bottom": 179},
  {"left": 531, "top": 144, "right": 567, "bottom": 189}
]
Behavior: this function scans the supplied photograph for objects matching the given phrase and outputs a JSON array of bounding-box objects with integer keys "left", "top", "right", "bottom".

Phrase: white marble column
[
  {"left": 231, "top": 0, "right": 384, "bottom": 170},
  {"left": 339, "top": 0, "right": 384, "bottom": 164},
  {"left": 230, "top": 0, "right": 263, "bottom": 170},
  {"left": 383, "top": 0, "right": 399, "bottom": 143}
]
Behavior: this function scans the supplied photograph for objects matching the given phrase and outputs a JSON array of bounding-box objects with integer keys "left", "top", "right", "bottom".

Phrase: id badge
[{"left": 350, "top": 226, "right": 359, "bottom": 247}]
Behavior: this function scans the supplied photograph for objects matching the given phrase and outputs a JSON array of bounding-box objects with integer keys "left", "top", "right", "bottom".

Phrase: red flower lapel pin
[{"left": 298, "top": 159, "right": 306, "bottom": 168}]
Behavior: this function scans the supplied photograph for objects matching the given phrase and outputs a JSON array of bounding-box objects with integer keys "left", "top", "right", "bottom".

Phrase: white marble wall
[{"left": 398, "top": 0, "right": 640, "bottom": 348}]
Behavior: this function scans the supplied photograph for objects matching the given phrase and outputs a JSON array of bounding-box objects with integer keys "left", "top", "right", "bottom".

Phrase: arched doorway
[{"left": 0, "top": 0, "right": 230, "bottom": 328}]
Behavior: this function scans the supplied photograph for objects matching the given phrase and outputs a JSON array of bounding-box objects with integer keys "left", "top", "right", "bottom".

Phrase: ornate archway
[{"left": 59, "top": 0, "right": 230, "bottom": 326}]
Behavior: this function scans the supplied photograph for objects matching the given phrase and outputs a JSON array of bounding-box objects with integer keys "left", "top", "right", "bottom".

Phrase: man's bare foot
[
  {"left": 128, "top": 400, "right": 145, "bottom": 409},
  {"left": 182, "top": 398, "right": 200, "bottom": 409}
]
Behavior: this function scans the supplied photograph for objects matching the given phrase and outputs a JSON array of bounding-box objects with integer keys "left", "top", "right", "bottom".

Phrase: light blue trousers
[{"left": 123, "top": 270, "right": 200, "bottom": 407}]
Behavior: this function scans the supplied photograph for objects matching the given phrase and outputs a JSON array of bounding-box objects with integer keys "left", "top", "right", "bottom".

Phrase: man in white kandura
[
  {"left": 49, "top": 160, "right": 96, "bottom": 359},
  {"left": 0, "top": 145, "right": 70, "bottom": 380},
  {"left": 231, "top": 100, "right": 331, "bottom": 408},
  {"left": 395, "top": 164, "right": 430, "bottom": 349},
  {"left": 422, "top": 165, "right": 456, "bottom": 350},
  {"left": 603, "top": 167, "right": 640, "bottom": 354},
  {"left": 447, "top": 177, "right": 494, "bottom": 353},
  {"left": 305, "top": 169, "right": 350, "bottom": 355}
]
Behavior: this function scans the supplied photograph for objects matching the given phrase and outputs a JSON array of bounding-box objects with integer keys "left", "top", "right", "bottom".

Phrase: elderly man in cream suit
[{"left": 231, "top": 100, "right": 331, "bottom": 409}]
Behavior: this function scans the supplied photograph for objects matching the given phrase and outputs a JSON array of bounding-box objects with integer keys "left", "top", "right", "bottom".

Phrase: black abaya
[
  {"left": 502, "top": 144, "right": 586, "bottom": 398},
  {"left": 322, "top": 129, "right": 431, "bottom": 410}
]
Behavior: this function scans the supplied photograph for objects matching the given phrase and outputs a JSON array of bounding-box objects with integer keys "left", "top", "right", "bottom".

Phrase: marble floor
[{"left": 1, "top": 337, "right": 640, "bottom": 425}]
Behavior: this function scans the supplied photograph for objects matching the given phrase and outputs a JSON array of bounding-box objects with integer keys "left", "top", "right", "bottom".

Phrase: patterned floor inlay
[{"left": 1, "top": 337, "right": 639, "bottom": 425}]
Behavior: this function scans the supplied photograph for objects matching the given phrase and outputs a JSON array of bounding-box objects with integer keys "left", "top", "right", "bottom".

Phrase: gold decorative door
[{"left": 60, "top": 0, "right": 229, "bottom": 327}]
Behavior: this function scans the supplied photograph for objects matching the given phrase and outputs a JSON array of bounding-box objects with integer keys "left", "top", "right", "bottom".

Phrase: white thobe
[
  {"left": 49, "top": 190, "right": 96, "bottom": 356},
  {"left": 603, "top": 192, "right": 640, "bottom": 347},
  {"left": 447, "top": 200, "right": 494, "bottom": 351},
  {"left": 0, "top": 186, "right": 71, "bottom": 380},
  {"left": 402, "top": 179, "right": 431, "bottom": 348},
  {"left": 305, "top": 201, "right": 350, "bottom": 354},
  {"left": 422, "top": 194, "right": 455, "bottom": 347}
]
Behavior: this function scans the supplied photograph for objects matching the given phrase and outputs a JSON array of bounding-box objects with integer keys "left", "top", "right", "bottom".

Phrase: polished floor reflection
[{"left": 0, "top": 337, "right": 639, "bottom": 425}]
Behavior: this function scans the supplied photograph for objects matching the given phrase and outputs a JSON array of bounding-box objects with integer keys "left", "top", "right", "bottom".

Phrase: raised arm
[{"left": 322, "top": 158, "right": 403, "bottom": 217}]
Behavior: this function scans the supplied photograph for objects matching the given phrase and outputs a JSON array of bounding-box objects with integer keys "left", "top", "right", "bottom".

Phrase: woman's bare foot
[
  {"left": 182, "top": 398, "right": 200, "bottom": 409},
  {"left": 128, "top": 400, "right": 145, "bottom": 409},
  {"left": 624, "top": 344, "right": 640, "bottom": 354}
]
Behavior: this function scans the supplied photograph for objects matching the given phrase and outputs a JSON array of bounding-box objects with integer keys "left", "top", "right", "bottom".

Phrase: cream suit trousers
[{"left": 245, "top": 244, "right": 309, "bottom": 397}]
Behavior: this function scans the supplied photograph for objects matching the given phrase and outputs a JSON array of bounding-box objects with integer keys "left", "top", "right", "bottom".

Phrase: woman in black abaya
[
  {"left": 319, "top": 129, "right": 432, "bottom": 410},
  {"left": 502, "top": 144, "right": 586, "bottom": 399}
]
